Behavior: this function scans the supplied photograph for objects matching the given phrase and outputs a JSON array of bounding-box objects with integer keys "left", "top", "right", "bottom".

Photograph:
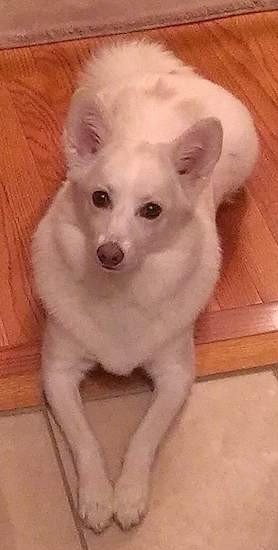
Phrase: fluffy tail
[{"left": 79, "top": 40, "right": 187, "bottom": 92}]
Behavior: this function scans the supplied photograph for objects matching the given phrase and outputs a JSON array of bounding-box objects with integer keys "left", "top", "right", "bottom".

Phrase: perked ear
[
  {"left": 172, "top": 117, "right": 223, "bottom": 179},
  {"left": 63, "top": 90, "right": 108, "bottom": 167}
]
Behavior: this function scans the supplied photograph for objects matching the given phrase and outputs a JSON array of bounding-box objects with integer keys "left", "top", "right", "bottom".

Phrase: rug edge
[{"left": 0, "top": 1, "right": 277, "bottom": 50}]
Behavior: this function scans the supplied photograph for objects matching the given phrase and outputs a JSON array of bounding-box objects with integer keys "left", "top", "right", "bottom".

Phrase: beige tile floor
[{"left": 1, "top": 371, "right": 278, "bottom": 550}]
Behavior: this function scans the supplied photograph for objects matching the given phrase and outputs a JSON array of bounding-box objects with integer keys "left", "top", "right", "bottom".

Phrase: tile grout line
[{"left": 43, "top": 407, "right": 89, "bottom": 550}]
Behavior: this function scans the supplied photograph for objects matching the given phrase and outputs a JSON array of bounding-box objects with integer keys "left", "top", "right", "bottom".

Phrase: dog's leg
[
  {"left": 42, "top": 321, "right": 113, "bottom": 533},
  {"left": 114, "top": 334, "right": 194, "bottom": 529}
]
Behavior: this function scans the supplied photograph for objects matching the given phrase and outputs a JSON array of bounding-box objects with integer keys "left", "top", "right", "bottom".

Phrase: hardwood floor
[{"left": 0, "top": 11, "right": 277, "bottom": 410}]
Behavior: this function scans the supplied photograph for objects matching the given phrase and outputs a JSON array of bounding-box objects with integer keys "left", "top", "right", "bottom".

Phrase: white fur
[{"left": 32, "top": 40, "right": 258, "bottom": 532}]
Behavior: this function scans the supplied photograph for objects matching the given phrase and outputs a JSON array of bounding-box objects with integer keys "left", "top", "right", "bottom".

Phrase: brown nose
[{"left": 97, "top": 241, "right": 124, "bottom": 268}]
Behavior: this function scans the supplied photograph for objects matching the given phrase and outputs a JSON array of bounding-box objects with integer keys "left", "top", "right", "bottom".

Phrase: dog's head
[{"left": 64, "top": 91, "right": 223, "bottom": 273}]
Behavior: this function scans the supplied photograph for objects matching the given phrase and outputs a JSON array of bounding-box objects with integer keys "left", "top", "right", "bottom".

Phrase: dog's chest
[
  {"left": 52, "top": 237, "right": 219, "bottom": 374},
  {"left": 62, "top": 287, "right": 188, "bottom": 374}
]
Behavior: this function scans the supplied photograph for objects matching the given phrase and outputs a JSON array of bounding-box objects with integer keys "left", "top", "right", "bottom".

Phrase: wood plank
[
  {"left": 0, "top": 342, "right": 40, "bottom": 376},
  {"left": 215, "top": 193, "right": 262, "bottom": 309},
  {"left": 197, "top": 332, "right": 278, "bottom": 376},
  {"left": 0, "top": 85, "right": 44, "bottom": 347},
  {"left": 0, "top": 370, "right": 42, "bottom": 411},
  {"left": 216, "top": 189, "right": 278, "bottom": 304},
  {"left": 196, "top": 302, "right": 278, "bottom": 344},
  {"left": 0, "top": 48, "right": 36, "bottom": 80},
  {"left": 249, "top": 151, "right": 278, "bottom": 245},
  {"left": 8, "top": 77, "right": 66, "bottom": 191}
]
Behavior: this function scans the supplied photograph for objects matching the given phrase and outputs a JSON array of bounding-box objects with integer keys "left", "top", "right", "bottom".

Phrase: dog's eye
[
  {"left": 139, "top": 202, "right": 162, "bottom": 220},
  {"left": 92, "top": 190, "right": 111, "bottom": 208}
]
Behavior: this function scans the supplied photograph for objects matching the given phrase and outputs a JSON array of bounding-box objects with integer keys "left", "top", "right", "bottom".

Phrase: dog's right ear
[{"left": 63, "top": 90, "right": 108, "bottom": 167}]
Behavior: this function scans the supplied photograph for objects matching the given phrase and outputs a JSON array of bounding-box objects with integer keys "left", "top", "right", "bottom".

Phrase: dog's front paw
[
  {"left": 78, "top": 476, "right": 113, "bottom": 533},
  {"left": 114, "top": 473, "right": 149, "bottom": 530}
]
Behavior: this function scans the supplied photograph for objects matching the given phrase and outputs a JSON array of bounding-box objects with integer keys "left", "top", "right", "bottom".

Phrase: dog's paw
[
  {"left": 114, "top": 474, "right": 149, "bottom": 530},
  {"left": 78, "top": 477, "right": 113, "bottom": 533}
]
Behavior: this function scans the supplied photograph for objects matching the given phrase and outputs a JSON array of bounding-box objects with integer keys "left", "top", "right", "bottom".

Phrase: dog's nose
[{"left": 97, "top": 241, "right": 124, "bottom": 268}]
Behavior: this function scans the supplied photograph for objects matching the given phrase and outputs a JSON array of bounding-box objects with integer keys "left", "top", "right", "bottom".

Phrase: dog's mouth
[
  {"left": 99, "top": 263, "right": 123, "bottom": 272},
  {"left": 103, "top": 265, "right": 119, "bottom": 271}
]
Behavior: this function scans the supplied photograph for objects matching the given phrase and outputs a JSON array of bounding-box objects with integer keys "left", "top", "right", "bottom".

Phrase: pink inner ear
[
  {"left": 173, "top": 118, "right": 223, "bottom": 178},
  {"left": 84, "top": 124, "right": 101, "bottom": 155},
  {"left": 78, "top": 112, "right": 103, "bottom": 156},
  {"left": 176, "top": 146, "right": 204, "bottom": 176},
  {"left": 177, "top": 157, "right": 194, "bottom": 175},
  {"left": 66, "top": 94, "right": 107, "bottom": 163}
]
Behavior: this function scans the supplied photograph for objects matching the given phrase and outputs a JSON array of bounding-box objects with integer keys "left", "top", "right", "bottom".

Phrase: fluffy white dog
[{"left": 32, "top": 40, "right": 258, "bottom": 532}]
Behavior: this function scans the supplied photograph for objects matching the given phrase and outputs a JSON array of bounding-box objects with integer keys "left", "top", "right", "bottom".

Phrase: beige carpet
[{"left": 0, "top": 0, "right": 277, "bottom": 50}]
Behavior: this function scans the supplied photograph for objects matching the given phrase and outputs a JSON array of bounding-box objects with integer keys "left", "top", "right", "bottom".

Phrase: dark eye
[
  {"left": 139, "top": 202, "right": 162, "bottom": 220},
  {"left": 92, "top": 190, "right": 111, "bottom": 208}
]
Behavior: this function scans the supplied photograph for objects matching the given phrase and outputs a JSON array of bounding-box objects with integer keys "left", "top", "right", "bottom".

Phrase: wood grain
[
  {"left": 196, "top": 303, "right": 278, "bottom": 344},
  {"left": 197, "top": 332, "right": 278, "bottom": 376},
  {"left": 0, "top": 11, "right": 277, "bottom": 410}
]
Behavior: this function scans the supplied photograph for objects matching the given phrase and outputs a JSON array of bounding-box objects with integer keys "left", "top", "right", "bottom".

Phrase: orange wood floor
[{"left": 0, "top": 11, "right": 278, "bottom": 411}]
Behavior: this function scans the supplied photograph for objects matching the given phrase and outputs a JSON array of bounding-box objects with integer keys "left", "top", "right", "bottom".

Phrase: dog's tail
[{"left": 79, "top": 39, "right": 189, "bottom": 92}]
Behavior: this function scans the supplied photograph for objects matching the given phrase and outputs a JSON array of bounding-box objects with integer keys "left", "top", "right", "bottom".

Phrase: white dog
[{"left": 32, "top": 40, "right": 258, "bottom": 532}]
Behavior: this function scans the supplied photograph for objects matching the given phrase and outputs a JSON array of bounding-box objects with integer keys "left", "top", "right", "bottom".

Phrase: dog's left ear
[
  {"left": 172, "top": 117, "right": 223, "bottom": 180},
  {"left": 63, "top": 90, "right": 109, "bottom": 167}
]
